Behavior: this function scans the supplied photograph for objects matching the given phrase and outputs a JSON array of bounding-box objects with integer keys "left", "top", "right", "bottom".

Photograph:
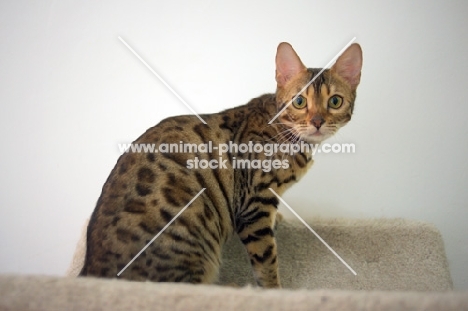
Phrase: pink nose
[{"left": 311, "top": 116, "right": 325, "bottom": 129}]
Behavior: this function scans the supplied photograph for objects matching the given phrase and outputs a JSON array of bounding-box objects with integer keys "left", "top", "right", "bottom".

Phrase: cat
[{"left": 79, "top": 42, "right": 362, "bottom": 288}]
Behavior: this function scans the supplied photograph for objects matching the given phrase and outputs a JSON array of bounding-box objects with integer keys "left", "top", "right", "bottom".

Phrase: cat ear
[
  {"left": 331, "top": 43, "right": 363, "bottom": 90},
  {"left": 275, "top": 42, "right": 307, "bottom": 87}
]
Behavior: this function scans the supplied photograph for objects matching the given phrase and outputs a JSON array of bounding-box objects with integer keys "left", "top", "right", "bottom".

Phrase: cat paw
[{"left": 274, "top": 212, "right": 283, "bottom": 230}]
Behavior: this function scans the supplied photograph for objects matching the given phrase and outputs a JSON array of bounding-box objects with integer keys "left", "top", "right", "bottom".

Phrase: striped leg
[{"left": 237, "top": 207, "right": 281, "bottom": 288}]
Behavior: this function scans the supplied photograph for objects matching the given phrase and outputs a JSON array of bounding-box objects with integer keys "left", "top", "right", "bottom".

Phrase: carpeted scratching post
[
  {"left": 68, "top": 217, "right": 452, "bottom": 291},
  {"left": 219, "top": 218, "right": 452, "bottom": 290},
  {"left": 2, "top": 218, "right": 465, "bottom": 311}
]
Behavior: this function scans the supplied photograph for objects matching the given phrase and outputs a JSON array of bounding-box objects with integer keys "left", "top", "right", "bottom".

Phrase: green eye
[
  {"left": 328, "top": 95, "right": 343, "bottom": 109},
  {"left": 292, "top": 95, "right": 307, "bottom": 109}
]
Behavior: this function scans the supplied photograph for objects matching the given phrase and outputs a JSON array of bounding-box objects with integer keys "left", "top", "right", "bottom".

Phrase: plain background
[{"left": 1, "top": 0, "right": 467, "bottom": 289}]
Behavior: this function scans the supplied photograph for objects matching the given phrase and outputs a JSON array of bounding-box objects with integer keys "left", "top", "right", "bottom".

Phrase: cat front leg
[
  {"left": 236, "top": 207, "right": 281, "bottom": 288},
  {"left": 274, "top": 212, "right": 283, "bottom": 230}
]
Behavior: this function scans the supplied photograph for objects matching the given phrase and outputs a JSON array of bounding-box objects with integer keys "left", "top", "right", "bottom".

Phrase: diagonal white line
[
  {"left": 118, "top": 36, "right": 207, "bottom": 124},
  {"left": 268, "top": 37, "right": 356, "bottom": 124},
  {"left": 269, "top": 188, "right": 357, "bottom": 275},
  {"left": 117, "top": 188, "right": 206, "bottom": 276}
]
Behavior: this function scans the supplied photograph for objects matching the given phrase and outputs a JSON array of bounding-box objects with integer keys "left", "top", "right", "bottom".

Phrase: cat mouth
[
  {"left": 304, "top": 131, "right": 329, "bottom": 143},
  {"left": 310, "top": 129, "right": 326, "bottom": 138}
]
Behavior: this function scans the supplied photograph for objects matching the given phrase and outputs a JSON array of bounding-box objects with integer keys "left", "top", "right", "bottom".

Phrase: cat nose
[{"left": 311, "top": 116, "right": 325, "bottom": 129}]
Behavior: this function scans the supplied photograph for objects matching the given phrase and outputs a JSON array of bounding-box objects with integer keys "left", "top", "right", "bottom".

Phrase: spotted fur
[{"left": 80, "top": 42, "right": 363, "bottom": 288}]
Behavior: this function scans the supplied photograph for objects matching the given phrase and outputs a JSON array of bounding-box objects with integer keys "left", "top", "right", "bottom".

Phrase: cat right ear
[{"left": 275, "top": 42, "right": 307, "bottom": 87}]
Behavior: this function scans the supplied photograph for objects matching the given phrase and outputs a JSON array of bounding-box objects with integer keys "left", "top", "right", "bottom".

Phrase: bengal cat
[{"left": 80, "top": 42, "right": 363, "bottom": 288}]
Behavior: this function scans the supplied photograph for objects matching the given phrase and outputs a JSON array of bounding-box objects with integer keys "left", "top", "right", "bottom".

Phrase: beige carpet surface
[
  {"left": 1, "top": 275, "right": 466, "bottom": 311},
  {"left": 219, "top": 218, "right": 452, "bottom": 290},
  {"left": 69, "top": 218, "right": 452, "bottom": 291}
]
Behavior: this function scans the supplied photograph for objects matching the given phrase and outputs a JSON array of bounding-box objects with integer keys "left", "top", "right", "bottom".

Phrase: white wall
[{"left": 1, "top": 0, "right": 467, "bottom": 289}]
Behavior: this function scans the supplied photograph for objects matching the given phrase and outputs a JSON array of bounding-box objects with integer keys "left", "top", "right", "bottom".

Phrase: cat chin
[
  {"left": 304, "top": 139, "right": 326, "bottom": 145},
  {"left": 302, "top": 133, "right": 331, "bottom": 144}
]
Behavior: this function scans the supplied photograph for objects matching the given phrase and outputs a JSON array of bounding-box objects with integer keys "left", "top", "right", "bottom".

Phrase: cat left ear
[
  {"left": 331, "top": 43, "right": 363, "bottom": 90},
  {"left": 275, "top": 42, "right": 307, "bottom": 87}
]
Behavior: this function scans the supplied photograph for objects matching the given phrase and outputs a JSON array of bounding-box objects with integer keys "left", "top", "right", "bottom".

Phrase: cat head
[{"left": 274, "top": 42, "right": 362, "bottom": 144}]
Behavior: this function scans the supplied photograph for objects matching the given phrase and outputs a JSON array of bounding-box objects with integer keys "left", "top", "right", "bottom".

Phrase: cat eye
[
  {"left": 292, "top": 95, "right": 307, "bottom": 109},
  {"left": 328, "top": 95, "right": 343, "bottom": 109}
]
